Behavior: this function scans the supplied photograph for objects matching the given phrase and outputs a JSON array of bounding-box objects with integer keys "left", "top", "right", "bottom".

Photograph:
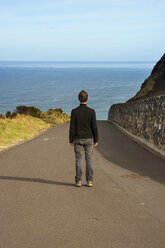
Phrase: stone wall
[{"left": 108, "top": 95, "right": 165, "bottom": 153}]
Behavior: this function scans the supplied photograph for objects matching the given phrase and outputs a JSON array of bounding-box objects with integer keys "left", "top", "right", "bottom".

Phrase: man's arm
[
  {"left": 69, "top": 110, "right": 75, "bottom": 145},
  {"left": 91, "top": 110, "right": 98, "bottom": 146}
]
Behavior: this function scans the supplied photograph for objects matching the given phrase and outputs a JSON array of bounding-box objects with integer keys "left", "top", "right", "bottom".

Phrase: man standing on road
[{"left": 69, "top": 90, "right": 98, "bottom": 187}]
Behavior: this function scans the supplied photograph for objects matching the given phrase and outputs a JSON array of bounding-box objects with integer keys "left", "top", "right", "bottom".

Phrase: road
[{"left": 0, "top": 121, "right": 165, "bottom": 248}]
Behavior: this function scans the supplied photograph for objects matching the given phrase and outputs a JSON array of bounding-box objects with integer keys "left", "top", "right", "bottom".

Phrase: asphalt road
[{"left": 0, "top": 121, "right": 165, "bottom": 248}]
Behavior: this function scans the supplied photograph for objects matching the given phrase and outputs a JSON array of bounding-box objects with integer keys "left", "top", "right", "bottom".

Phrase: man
[{"left": 69, "top": 90, "right": 98, "bottom": 187}]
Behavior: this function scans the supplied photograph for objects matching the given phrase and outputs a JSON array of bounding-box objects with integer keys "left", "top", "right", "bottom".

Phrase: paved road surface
[{"left": 0, "top": 121, "right": 165, "bottom": 248}]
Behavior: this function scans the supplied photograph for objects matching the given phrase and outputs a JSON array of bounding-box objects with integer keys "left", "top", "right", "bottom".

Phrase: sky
[{"left": 0, "top": 0, "right": 165, "bottom": 61}]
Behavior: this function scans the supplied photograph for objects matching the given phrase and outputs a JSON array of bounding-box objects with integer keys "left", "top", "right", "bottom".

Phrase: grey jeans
[{"left": 74, "top": 138, "right": 94, "bottom": 182}]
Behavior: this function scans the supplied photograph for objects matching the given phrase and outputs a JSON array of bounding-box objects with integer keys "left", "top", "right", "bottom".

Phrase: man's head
[{"left": 78, "top": 90, "right": 88, "bottom": 103}]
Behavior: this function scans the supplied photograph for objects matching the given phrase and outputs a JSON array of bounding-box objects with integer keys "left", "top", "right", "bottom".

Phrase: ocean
[{"left": 0, "top": 61, "right": 155, "bottom": 120}]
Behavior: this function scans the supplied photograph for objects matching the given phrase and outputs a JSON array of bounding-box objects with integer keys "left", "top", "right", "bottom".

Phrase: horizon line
[{"left": 0, "top": 60, "right": 156, "bottom": 63}]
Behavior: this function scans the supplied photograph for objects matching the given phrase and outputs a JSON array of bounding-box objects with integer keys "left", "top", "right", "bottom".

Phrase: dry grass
[
  {"left": 0, "top": 114, "right": 52, "bottom": 151},
  {"left": 41, "top": 111, "right": 70, "bottom": 124}
]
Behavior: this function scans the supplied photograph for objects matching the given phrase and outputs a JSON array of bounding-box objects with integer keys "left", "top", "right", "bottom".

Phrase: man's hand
[
  {"left": 94, "top": 142, "right": 98, "bottom": 147},
  {"left": 70, "top": 143, "right": 74, "bottom": 147}
]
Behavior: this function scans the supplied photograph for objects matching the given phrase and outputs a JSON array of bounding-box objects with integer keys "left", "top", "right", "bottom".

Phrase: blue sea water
[{"left": 0, "top": 61, "right": 155, "bottom": 120}]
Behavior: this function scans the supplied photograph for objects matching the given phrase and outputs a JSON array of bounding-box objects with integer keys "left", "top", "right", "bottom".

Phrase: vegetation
[
  {"left": 14, "top": 106, "right": 70, "bottom": 124},
  {"left": 5, "top": 110, "right": 18, "bottom": 119},
  {"left": 128, "top": 78, "right": 155, "bottom": 102},
  {"left": 41, "top": 108, "right": 70, "bottom": 124},
  {"left": 128, "top": 53, "right": 165, "bottom": 102},
  {"left": 16, "top": 105, "right": 42, "bottom": 118},
  {"left": 0, "top": 114, "right": 52, "bottom": 150},
  {"left": 0, "top": 114, "right": 5, "bottom": 119},
  {"left": 0, "top": 106, "right": 70, "bottom": 151}
]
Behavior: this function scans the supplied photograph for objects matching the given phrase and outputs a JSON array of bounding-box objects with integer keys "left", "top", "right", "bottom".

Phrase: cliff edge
[{"left": 128, "top": 53, "right": 165, "bottom": 102}]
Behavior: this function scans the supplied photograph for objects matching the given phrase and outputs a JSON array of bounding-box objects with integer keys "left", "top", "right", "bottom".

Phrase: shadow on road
[
  {"left": 96, "top": 121, "right": 165, "bottom": 185},
  {"left": 0, "top": 176, "right": 75, "bottom": 187}
]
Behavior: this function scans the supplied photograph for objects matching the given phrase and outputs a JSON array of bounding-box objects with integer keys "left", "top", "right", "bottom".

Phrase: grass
[
  {"left": 0, "top": 114, "right": 53, "bottom": 151},
  {"left": 41, "top": 111, "right": 70, "bottom": 124},
  {"left": 129, "top": 78, "right": 155, "bottom": 102},
  {"left": 0, "top": 106, "right": 70, "bottom": 151}
]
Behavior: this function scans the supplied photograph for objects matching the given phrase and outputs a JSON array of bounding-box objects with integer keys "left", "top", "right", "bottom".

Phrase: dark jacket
[{"left": 69, "top": 104, "right": 98, "bottom": 143}]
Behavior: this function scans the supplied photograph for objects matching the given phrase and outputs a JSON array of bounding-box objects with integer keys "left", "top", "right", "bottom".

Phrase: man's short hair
[{"left": 78, "top": 90, "right": 88, "bottom": 103}]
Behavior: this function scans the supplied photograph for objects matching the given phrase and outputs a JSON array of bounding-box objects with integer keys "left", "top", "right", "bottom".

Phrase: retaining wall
[{"left": 108, "top": 95, "right": 165, "bottom": 153}]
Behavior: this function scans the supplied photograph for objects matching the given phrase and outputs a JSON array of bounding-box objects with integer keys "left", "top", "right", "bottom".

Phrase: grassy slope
[
  {"left": 0, "top": 114, "right": 53, "bottom": 150},
  {"left": 128, "top": 53, "right": 165, "bottom": 102}
]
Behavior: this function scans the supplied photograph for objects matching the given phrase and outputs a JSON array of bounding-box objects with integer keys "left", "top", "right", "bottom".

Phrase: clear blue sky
[{"left": 0, "top": 0, "right": 164, "bottom": 61}]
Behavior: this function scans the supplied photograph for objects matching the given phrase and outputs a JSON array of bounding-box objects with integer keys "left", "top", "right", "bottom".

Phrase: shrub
[
  {"left": 11, "top": 111, "right": 17, "bottom": 118},
  {"left": 47, "top": 108, "right": 54, "bottom": 115},
  {"left": 0, "top": 113, "right": 5, "bottom": 119},
  {"left": 40, "top": 112, "right": 46, "bottom": 118},
  {"left": 55, "top": 108, "right": 63, "bottom": 114},
  {"left": 47, "top": 108, "right": 63, "bottom": 116},
  {"left": 6, "top": 111, "right": 12, "bottom": 118},
  {"left": 16, "top": 106, "right": 42, "bottom": 118},
  {"left": 16, "top": 106, "right": 27, "bottom": 114}
]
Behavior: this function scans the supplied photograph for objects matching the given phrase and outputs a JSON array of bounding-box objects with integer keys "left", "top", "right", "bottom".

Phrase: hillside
[
  {"left": 128, "top": 53, "right": 165, "bottom": 102},
  {"left": 0, "top": 115, "right": 52, "bottom": 151},
  {"left": 0, "top": 106, "right": 70, "bottom": 151}
]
